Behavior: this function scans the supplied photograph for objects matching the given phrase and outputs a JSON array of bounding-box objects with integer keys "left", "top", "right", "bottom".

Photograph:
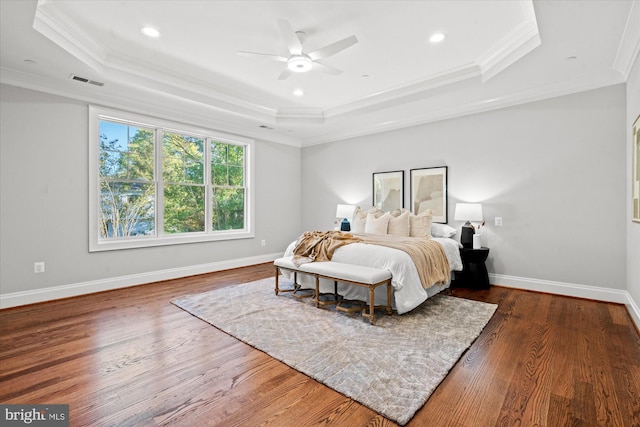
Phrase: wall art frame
[
  {"left": 373, "top": 170, "right": 404, "bottom": 211},
  {"left": 633, "top": 114, "right": 640, "bottom": 223},
  {"left": 410, "top": 166, "right": 448, "bottom": 223}
]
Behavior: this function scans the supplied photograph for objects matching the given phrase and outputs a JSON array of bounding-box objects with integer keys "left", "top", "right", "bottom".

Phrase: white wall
[
  {"left": 301, "top": 85, "right": 627, "bottom": 293},
  {"left": 1, "top": 80, "right": 635, "bottom": 315},
  {"left": 627, "top": 54, "right": 640, "bottom": 312},
  {"left": 0, "top": 84, "right": 302, "bottom": 304}
]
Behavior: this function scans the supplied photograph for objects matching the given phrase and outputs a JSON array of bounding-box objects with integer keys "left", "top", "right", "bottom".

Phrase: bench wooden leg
[
  {"left": 314, "top": 274, "right": 320, "bottom": 308},
  {"left": 274, "top": 265, "right": 280, "bottom": 295},
  {"left": 386, "top": 280, "right": 393, "bottom": 315},
  {"left": 368, "top": 287, "right": 375, "bottom": 325}
]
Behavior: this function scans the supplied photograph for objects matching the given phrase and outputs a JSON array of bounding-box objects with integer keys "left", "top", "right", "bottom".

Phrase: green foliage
[
  {"left": 98, "top": 123, "right": 155, "bottom": 238},
  {"left": 100, "top": 182, "right": 155, "bottom": 238},
  {"left": 99, "top": 127, "right": 154, "bottom": 180},
  {"left": 211, "top": 142, "right": 245, "bottom": 230},
  {"left": 98, "top": 122, "right": 246, "bottom": 238},
  {"left": 212, "top": 188, "right": 244, "bottom": 230},
  {"left": 162, "top": 132, "right": 206, "bottom": 233},
  {"left": 164, "top": 184, "right": 205, "bottom": 233},
  {"left": 162, "top": 132, "right": 204, "bottom": 184}
]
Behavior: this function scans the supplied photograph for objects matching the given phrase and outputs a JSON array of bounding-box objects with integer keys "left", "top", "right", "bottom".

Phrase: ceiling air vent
[{"left": 69, "top": 74, "right": 104, "bottom": 87}]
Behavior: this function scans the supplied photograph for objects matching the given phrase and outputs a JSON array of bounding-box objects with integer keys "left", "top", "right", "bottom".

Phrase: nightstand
[{"left": 457, "top": 247, "right": 490, "bottom": 290}]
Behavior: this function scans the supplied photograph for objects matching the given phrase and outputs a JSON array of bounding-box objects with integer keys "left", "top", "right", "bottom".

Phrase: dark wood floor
[{"left": 1, "top": 263, "right": 639, "bottom": 426}]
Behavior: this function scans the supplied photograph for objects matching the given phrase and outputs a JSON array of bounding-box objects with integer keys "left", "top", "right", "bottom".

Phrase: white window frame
[{"left": 89, "top": 106, "right": 255, "bottom": 252}]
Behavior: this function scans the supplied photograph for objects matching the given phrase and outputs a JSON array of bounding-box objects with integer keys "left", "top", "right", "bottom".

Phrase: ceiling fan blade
[
  {"left": 276, "top": 19, "right": 303, "bottom": 55},
  {"left": 237, "top": 51, "right": 288, "bottom": 62},
  {"left": 307, "top": 35, "right": 358, "bottom": 61},
  {"left": 312, "top": 60, "right": 343, "bottom": 76},
  {"left": 278, "top": 68, "right": 293, "bottom": 80}
]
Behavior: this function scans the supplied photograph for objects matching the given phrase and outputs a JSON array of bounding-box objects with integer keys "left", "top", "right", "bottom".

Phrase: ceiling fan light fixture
[{"left": 287, "top": 55, "right": 312, "bottom": 73}]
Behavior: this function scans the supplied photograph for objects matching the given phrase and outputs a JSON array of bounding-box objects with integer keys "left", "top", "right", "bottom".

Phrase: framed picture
[
  {"left": 410, "top": 166, "right": 448, "bottom": 223},
  {"left": 373, "top": 170, "right": 404, "bottom": 211},
  {"left": 633, "top": 114, "right": 640, "bottom": 223}
]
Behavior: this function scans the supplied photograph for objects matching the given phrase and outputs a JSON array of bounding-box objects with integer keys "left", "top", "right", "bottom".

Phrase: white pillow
[
  {"left": 351, "top": 206, "right": 384, "bottom": 233},
  {"left": 409, "top": 210, "right": 433, "bottom": 237},
  {"left": 390, "top": 208, "right": 407, "bottom": 217},
  {"left": 388, "top": 210, "right": 410, "bottom": 236},
  {"left": 365, "top": 212, "right": 390, "bottom": 235},
  {"left": 431, "top": 223, "right": 457, "bottom": 238}
]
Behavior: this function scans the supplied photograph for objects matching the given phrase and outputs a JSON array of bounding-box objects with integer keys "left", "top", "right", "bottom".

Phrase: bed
[{"left": 281, "top": 208, "right": 463, "bottom": 315}]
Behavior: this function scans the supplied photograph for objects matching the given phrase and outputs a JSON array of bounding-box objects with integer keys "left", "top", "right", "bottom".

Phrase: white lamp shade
[
  {"left": 454, "top": 203, "right": 483, "bottom": 222},
  {"left": 336, "top": 204, "right": 356, "bottom": 220}
]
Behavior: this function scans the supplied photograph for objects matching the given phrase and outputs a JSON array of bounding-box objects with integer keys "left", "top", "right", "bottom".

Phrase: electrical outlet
[
  {"left": 261, "top": 240, "right": 266, "bottom": 247},
  {"left": 495, "top": 217, "right": 503, "bottom": 226},
  {"left": 34, "top": 262, "right": 45, "bottom": 273}
]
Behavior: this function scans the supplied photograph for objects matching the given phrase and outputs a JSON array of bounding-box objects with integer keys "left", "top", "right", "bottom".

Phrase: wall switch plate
[
  {"left": 495, "top": 217, "right": 503, "bottom": 226},
  {"left": 261, "top": 240, "right": 266, "bottom": 247},
  {"left": 34, "top": 262, "right": 45, "bottom": 273}
]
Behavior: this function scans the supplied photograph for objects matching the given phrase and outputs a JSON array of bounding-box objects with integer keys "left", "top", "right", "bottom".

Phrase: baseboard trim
[
  {"left": 0, "top": 253, "right": 281, "bottom": 309},
  {"left": 490, "top": 273, "right": 640, "bottom": 330},
  {"left": 3, "top": 266, "right": 639, "bottom": 332}
]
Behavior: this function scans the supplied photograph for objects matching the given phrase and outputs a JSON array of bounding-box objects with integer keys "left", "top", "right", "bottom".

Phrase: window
[{"left": 89, "top": 107, "right": 254, "bottom": 251}]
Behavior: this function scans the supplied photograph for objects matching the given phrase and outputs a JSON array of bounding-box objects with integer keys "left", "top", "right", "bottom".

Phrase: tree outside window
[{"left": 93, "top": 111, "right": 251, "bottom": 251}]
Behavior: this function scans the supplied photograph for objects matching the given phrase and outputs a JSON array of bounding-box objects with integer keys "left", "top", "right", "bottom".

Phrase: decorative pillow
[
  {"left": 390, "top": 208, "right": 408, "bottom": 218},
  {"left": 409, "top": 209, "right": 433, "bottom": 237},
  {"left": 388, "top": 210, "right": 410, "bottom": 236},
  {"left": 351, "top": 206, "right": 385, "bottom": 233},
  {"left": 431, "top": 223, "right": 457, "bottom": 238},
  {"left": 365, "top": 212, "right": 390, "bottom": 235}
]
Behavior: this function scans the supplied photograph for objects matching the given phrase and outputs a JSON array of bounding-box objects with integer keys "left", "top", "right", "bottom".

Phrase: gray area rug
[{"left": 172, "top": 277, "right": 497, "bottom": 425}]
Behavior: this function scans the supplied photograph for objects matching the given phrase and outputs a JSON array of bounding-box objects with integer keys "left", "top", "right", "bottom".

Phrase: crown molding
[
  {"left": 300, "top": 72, "right": 626, "bottom": 146},
  {"left": 0, "top": 67, "right": 302, "bottom": 147},
  {"left": 324, "top": 63, "right": 481, "bottom": 119},
  {"left": 33, "top": 0, "right": 107, "bottom": 71},
  {"left": 476, "top": 6, "right": 541, "bottom": 82},
  {"left": 613, "top": 0, "right": 640, "bottom": 79},
  {"left": 30, "top": 0, "right": 543, "bottom": 140},
  {"left": 32, "top": 1, "right": 282, "bottom": 124},
  {"left": 285, "top": 9, "right": 540, "bottom": 124},
  {"left": 16, "top": 0, "right": 629, "bottom": 149},
  {"left": 276, "top": 108, "right": 325, "bottom": 124}
]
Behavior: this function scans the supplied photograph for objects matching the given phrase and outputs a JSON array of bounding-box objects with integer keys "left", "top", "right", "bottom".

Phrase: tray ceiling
[{"left": 0, "top": 0, "right": 637, "bottom": 146}]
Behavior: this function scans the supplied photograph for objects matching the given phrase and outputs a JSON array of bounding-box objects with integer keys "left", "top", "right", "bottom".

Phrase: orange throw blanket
[{"left": 292, "top": 230, "right": 362, "bottom": 266}]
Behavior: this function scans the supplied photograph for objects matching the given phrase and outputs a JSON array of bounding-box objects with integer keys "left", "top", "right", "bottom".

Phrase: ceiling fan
[{"left": 237, "top": 19, "right": 358, "bottom": 80}]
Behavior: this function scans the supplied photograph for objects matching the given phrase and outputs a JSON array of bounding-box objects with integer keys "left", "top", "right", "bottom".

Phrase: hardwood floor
[{"left": 1, "top": 263, "right": 639, "bottom": 426}]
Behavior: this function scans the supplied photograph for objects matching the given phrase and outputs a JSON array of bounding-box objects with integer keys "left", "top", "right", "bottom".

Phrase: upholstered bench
[{"left": 274, "top": 256, "right": 392, "bottom": 324}]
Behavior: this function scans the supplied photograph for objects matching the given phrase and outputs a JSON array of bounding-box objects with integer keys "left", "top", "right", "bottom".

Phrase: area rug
[{"left": 172, "top": 277, "right": 497, "bottom": 425}]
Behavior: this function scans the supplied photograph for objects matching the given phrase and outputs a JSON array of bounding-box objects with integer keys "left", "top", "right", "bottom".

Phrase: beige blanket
[
  {"left": 292, "top": 231, "right": 450, "bottom": 289},
  {"left": 355, "top": 234, "right": 451, "bottom": 289},
  {"left": 292, "top": 230, "right": 362, "bottom": 266}
]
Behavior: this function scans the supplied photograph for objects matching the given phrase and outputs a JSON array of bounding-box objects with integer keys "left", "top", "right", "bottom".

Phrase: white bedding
[{"left": 282, "top": 236, "right": 462, "bottom": 315}]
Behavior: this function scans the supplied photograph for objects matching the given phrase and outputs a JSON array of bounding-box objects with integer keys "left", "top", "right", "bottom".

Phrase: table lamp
[
  {"left": 336, "top": 204, "right": 356, "bottom": 231},
  {"left": 454, "top": 203, "right": 483, "bottom": 248}
]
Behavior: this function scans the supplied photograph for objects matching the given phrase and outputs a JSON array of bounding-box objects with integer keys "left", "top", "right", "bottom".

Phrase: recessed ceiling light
[
  {"left": 141, "top": 26, "right": 161, "bottom": 38},
  {"left": 429, "top": 33, "right": 446, "bottom": 44},
  {"left": 293, "top": 88, "right": 304, "bottom": 96},
  {"left": 24, "top": 59, "right": 37, "bottom": 65},
  {"left": 565, "top": 56, "right": 577, "bottom": 61}
]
